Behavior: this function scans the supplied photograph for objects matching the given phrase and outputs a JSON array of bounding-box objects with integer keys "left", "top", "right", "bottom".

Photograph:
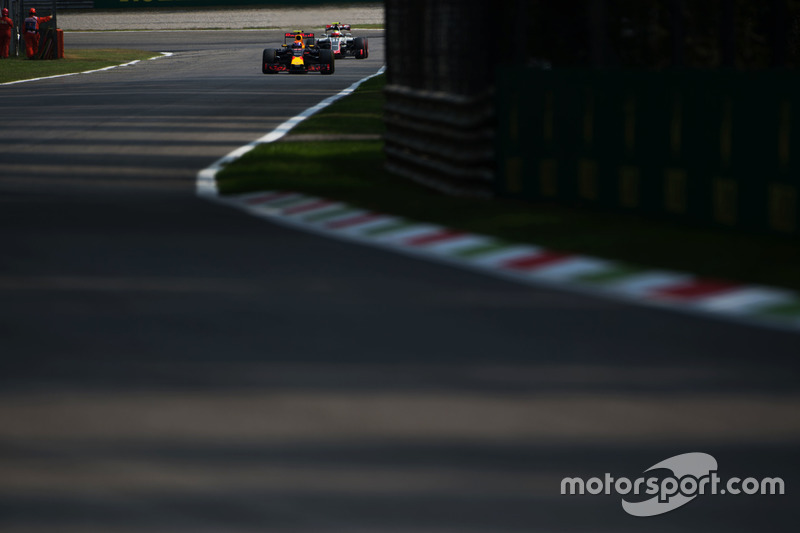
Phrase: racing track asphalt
[{"left": 0, "top": 30, "right": 799, "bottom": 533}]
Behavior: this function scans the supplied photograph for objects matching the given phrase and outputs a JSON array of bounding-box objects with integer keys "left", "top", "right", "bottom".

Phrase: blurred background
[{"left": 1, "top": 1, "right": 798, "bottom": 532}]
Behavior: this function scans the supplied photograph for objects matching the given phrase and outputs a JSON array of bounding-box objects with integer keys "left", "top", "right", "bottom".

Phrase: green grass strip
[
  {"left": 289, "top": 75, "right": 386, "bottom": 136},
  {"left": 756, "top": 301, "right": 800, "bottom": 319},
  {"left": 0, "top": 49, "right": 162, "bottom": 84}
]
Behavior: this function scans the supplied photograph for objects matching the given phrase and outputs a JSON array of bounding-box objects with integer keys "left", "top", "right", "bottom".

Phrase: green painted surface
[
  {"left": 757, "top": 301, "right": 800, "bottom": 318},
  {"left": 303, "top": 206, "right": 358, "bottom": 222}
]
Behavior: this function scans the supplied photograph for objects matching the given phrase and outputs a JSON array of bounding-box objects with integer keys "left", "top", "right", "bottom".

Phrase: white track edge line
[
  {"left": 196, "top": 65, "right": 386, "bottom": 196},
  {"left": 1, "top": 52, "right": 174, "bottom": 86}
]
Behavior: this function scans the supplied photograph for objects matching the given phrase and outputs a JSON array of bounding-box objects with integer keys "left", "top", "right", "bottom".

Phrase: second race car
[{"left": 315, "top": 23, "right": 369, "bottom": 59}]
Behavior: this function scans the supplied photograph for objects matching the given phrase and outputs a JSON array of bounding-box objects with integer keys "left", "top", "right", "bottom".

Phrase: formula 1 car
[
  {"left": 315, "top": 23, "right": 369, "bottom": 59},
  {"left": 262, "top": 31, "right": 335, "bottom": 75}
]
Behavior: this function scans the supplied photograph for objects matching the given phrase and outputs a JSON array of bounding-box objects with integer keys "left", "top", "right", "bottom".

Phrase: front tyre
[{"left": 262, "top": 48, "right": 277, "bottom": 74}]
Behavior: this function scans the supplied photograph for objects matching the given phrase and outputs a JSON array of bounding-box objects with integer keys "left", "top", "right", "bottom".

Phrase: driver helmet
[
  {"left": 29, "top": 8, "right": 36, "bottom": 15},
  {"left": 2, "top": 8, "right": 8, "bottom": 16},
  {"left": 292, "top": 41, "right": 303, "bottom": 49}
]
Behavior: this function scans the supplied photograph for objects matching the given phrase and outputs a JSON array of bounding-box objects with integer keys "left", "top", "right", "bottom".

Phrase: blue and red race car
[{"left": 262, "top": 31, "right": 335, "bottom": 75}]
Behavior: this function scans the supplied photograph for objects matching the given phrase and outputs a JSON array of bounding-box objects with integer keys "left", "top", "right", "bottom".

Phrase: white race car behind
[{"left": 315, "top": 23, "right": 369, "bottom": 59}]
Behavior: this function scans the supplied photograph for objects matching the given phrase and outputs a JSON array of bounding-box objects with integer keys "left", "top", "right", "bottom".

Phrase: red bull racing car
[
  {"left": 315, "top": 23, "right": 369, "bottom": 59},
  {"left": 262, "top": 31, "right": 335, "bottom": 75}
]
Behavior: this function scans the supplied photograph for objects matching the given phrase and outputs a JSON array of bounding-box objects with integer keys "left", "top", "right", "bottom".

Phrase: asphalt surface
[{"left": 1, "top": 28, "right": 799, "bottom": 533}]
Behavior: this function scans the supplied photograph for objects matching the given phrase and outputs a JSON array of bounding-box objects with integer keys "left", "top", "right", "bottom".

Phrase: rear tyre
[
  {"left": 262, "top": 49, "right": 277, "bottom": 74},
  {"left": 320, "top": 48, "right": 335, "bottom": 75},
  {"left": 354, "top": 37, "right": 368, "bottom": 59}
]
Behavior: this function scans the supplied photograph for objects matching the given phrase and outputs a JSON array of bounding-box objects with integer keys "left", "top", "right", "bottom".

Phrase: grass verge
[
  {"left": 0, "top": 49, "right": 161, "bottom": 84},
  {"left": 216, "top": 74, "right": 800, "bottom": 292}
]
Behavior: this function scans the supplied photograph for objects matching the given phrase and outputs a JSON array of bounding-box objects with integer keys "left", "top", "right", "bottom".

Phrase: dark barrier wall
[
  {"left": 489, "top": 0, "right": 800, "bottom": 236},
  {"left": 383, "top": 0, "right": 799, "bottom": 234},
  {"left": 495, "top": 69, "right": 800, "bottom": 235},
  {"left": 383, "top": 0, "right": 500, "bottom": 196},
  {"left": 94, "top": 0, "right": 375, "bottom": 7}
]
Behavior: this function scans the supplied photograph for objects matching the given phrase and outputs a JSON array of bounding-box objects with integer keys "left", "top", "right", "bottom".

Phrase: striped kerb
[
  {"left": 405, "top": 230, "right": 466, "bottom": 247},
  {"left": 327, "top": 213, "right": 383, "bottom": 229},
  {"left": 361, "top": 220, "right": 418, "bottom": 236},
  {"left": 303, "top": 206, "right": 358, "bottom": 222},
  {"left": 215, "top": 189, "right": 800, "bottom": 332},
  {"left": 264, "top": 195, "right": 311, "bottom": 209},
  {"left": 502, "top": 251, "right": 573, "bottom": 271},
  {"left": 575, "top": 265, "right": 645, "bottom": 284},
  {"left": 245, "top": 191, "right": 294, "bottom": 205},
  {"left": 451, "top": 241, "right": 514, "bottom": 258},
  {"left": 651, "top": 279, "right": 741, "bottom": 300},
  {"left": 283, "top": 200, "right": 337, "bottom": 215}
]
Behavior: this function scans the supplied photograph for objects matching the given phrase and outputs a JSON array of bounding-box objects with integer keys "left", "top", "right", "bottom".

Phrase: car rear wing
[
  {"left": 285, "top": 32, "right": 315, "bottom": 39},
  {"left": 325, "top": 24, "right": 351, "bottom": 31}
]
